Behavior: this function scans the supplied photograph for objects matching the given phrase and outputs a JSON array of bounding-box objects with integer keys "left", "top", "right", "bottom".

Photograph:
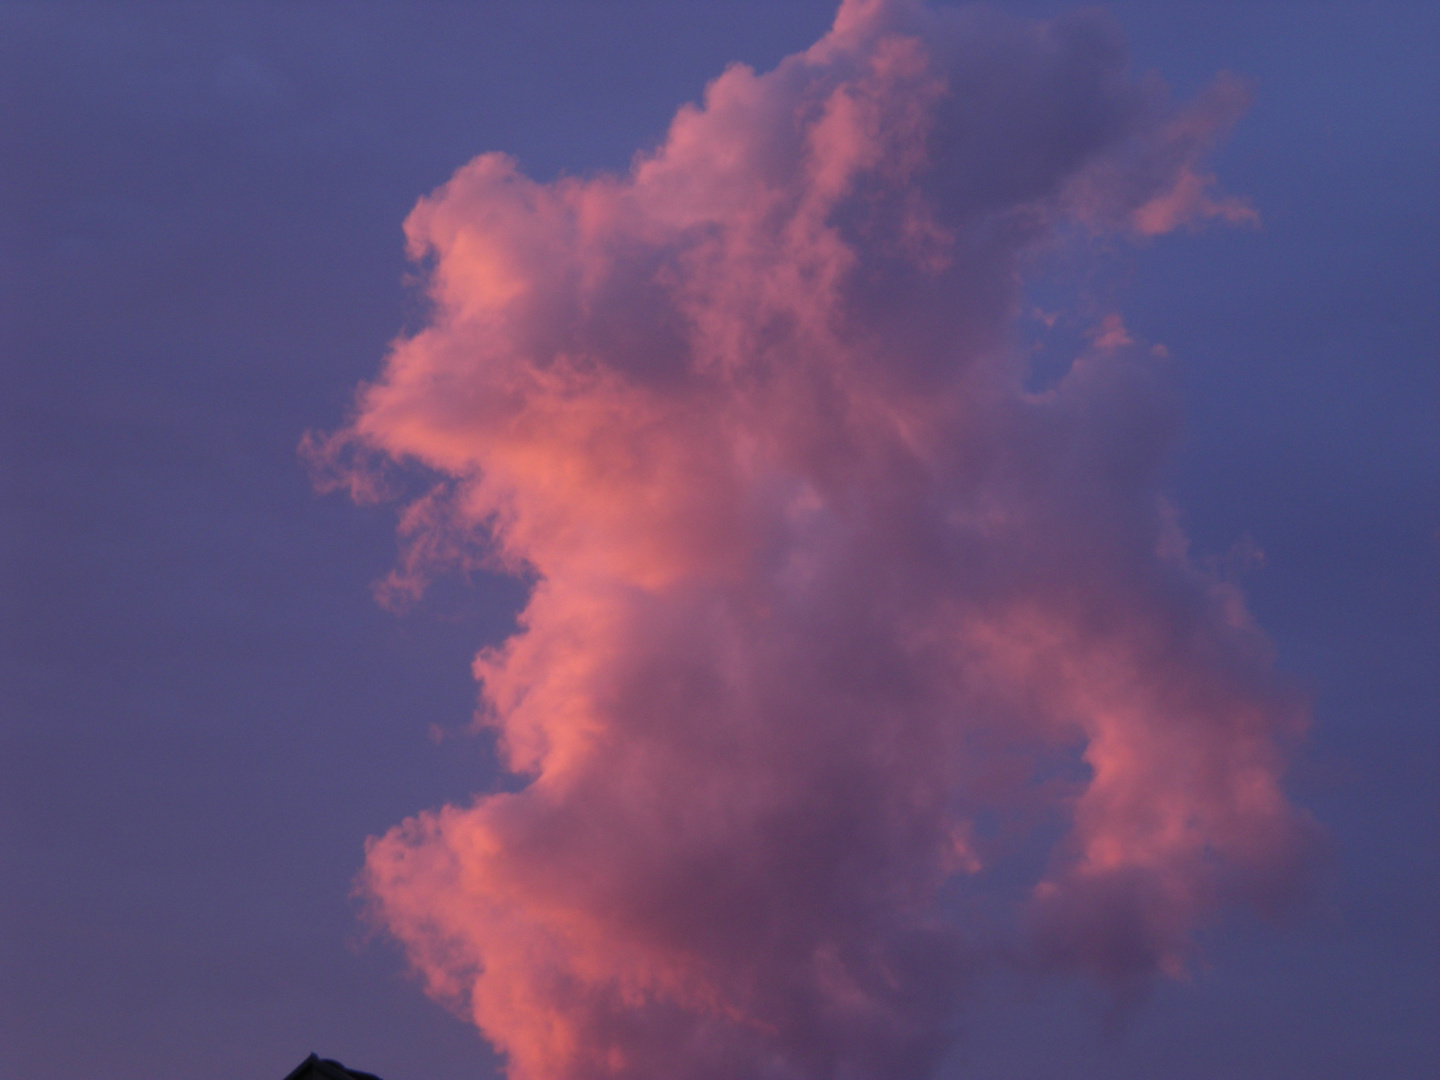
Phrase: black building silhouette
[{"left": 282, "top": 1053, "right": 385, "bottom": 1080}]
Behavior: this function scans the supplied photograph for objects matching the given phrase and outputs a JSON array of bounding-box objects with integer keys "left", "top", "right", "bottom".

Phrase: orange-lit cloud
[{"left": 313, "top": 1, "right": 1315, "bottom": 1076}]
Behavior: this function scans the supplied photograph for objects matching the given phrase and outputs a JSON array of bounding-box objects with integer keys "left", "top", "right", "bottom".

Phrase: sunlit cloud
[{"left": 311, "top": 1, "right": 1315, "bottom": 1076}]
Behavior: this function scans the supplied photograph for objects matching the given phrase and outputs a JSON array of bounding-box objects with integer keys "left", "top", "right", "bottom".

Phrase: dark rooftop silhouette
[{"left": 282, "top": 1053, "right": 385, "bottom": 1080}]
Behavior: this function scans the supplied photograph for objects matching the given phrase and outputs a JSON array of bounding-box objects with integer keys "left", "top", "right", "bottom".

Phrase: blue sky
[{"left": 2, "top": 3, "right": 1435, "bottom": 1078}]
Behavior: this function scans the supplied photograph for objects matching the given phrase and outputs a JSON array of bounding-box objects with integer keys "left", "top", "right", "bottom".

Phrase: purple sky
[{"left": 2, "top": 3, "right": 1436, "bottom": 1079}]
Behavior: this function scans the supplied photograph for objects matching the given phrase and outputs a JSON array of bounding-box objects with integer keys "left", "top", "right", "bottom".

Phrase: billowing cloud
[{"left": 312, "top": 1, "right": 1314, "bottom": 1076}]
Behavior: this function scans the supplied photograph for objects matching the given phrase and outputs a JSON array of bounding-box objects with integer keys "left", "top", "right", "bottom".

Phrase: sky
[{"left": 1, "top": 3, "right": 1436, "bottom": 1080}]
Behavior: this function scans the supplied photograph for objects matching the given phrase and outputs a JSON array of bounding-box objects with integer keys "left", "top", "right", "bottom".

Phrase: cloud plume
[{"left": 314, "top": 2, "right": 1313, "bottom": 1076}]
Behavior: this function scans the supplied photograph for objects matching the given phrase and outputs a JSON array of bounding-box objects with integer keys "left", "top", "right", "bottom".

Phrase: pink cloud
[{"left": 313, "top": 1, "right": 1315, "bottom": 1076}]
